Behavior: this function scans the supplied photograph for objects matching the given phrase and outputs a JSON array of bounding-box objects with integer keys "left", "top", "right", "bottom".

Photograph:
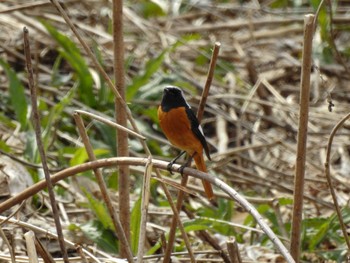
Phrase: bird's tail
[{"left": 193, "top": 153, "right": 214, "bottom": 200}]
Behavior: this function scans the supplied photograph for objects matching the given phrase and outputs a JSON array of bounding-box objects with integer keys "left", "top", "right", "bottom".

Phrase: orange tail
[{"left": 193, "top": 153, "right": 214, "bottom": 200}]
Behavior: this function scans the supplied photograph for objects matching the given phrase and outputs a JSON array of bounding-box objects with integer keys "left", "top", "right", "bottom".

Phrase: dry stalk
[
  {"left": 73, "top": 113, "right": 194, "bottom": 262},
  {"left": 290, "top": 14, "right": 314, "bottom": 262},
  {"left": 0, "top": 216, "right": 103, "bottom": 263},
  {"left": 23, "top": 27, "right": 69, "bottom": 263},
  {"left": 226, "top": 237, "right": 242, "bottom": 263},
  {"left": 74, "top": 110, "right": 145, "bottom": 140},
  {"left": 0, "top": 227, "right": 15, "bottom": 263},
  {"left": 112, "top": 0, "right": 131, "bottom": 256},
  {"left": 73, "top": 113, "right": 134, "bottom": 263},
  {"left": 34, "top": 237, "right": 55, "bottom": 263},
  {"left": 24, "top": 231, "right": 38, "bottom": 263},
  {"left": 163, "top": 42, "right": 221, "bottom": 263},
  {"left": 324, "top": 113, "right": 350, "bottom": 251},
  {"left": 136, "top": 157, "right": 152, "bottom": 263}
]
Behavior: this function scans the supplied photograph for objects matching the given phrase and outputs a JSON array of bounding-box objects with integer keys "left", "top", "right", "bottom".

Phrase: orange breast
[{"left": 158, "top": 106, "right": 203, "bottom": 156}]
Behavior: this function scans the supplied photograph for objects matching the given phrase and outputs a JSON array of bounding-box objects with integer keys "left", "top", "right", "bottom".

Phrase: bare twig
[
  {"left": 197, "top": 42, "right": 221, "bottom": 122},
  {"left": 290, "top": 14, "right": 314, "bottom": 262},
  {"left": 24, "top": 231, "right": 38, "bottom": 263},
  {"left": 324, "top": 113, "right": 350, "bottom": 251},
  {"left": 23, "top": 27, "right": 69, "bottom": 263},
  {"left": 112, "top": 0, "right": 131, "bottom": 256},
  {"left": 34, "top": 237, "right": 56, "bottom": 263},
  {"left": 74, "top": 110, "right": 145, "bottom": 140},
  {"left": 0, "top": 157, "right": 295, "bottom": 262},
  {"left": 0, "top": 226, "right": 15, "bottom": 263},
  {"left": 136, "top": 157, "right": 152, "bottom": 263},
  {"left": 73, "top": 112, "right": 134, "bottom": 263},
  {"left": 0, "top": 216, "right": 104, "bottom": 263},
  {"left": 227, "top": 237, "right": 242, "bottom": 263}
]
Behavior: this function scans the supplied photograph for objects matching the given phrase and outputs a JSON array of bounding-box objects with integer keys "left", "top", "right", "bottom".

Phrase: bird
[{"left": 157, "top": 86, "right": 214, "bottom": 200}]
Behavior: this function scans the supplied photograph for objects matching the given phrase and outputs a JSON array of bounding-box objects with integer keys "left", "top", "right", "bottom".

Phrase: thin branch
[
  {"left": 197, "top": 41, "right": 221, "bottom": 123},
  {"left": 112, "top": 0, "right": 131, "bottom": 256},
  {"left": 24, "top": 231, "right": 39, "bottom": 263},
  {"left": 0, "top": 216, "right": 103, "bottom": 263},
  {"left": 136, "top": 156, "right": 152, "bottom": 263},
  {"left": 74, "top": 110, "right": 145, "bottom": 140},
  {"left": 0, "top": 157, "right": 295, "bottom": 262},
  {"left": 324, "top": 113, "right": 350, "bottom": 251},
  {"left": 23, "top": 27, "right": 69, "bottom": 263},
  {"left": 290, "top": 14, "right": 314, "bottom": 262},
  {"left": 0, "top": 226, "right": 15, "bottom": 263},
  {"left": 73, "top": 112, "right": 134, "bottom": 263}
]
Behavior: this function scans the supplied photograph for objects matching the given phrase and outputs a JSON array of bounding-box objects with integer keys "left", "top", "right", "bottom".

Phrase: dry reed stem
[
  {"left": 23, "top": 27, "right": 69, "bottom": 263},
  {"left": 74, "top": 110, "right": 145, "bottom": 140},
  {"left": 0, "top": 226, "right": 15, "bottom": 263},
  {"left": 24, "top": 231, "right": 38, "bottom": 263},
  {"left": 34, "top": 237, "right": 55, "bottom": 263},
  {"left": 136, "top": 157, "right": 152, "bottom": 263},
  {"left": 73, "top": 113, "right": 134, "bottom": 263},
  {"left": 226, "top": 237, "right": 242, "bottom": 263},
  {"left": 112, "top": 0, "right": 131, "bottom": 256},
  {"left": 290, "top": 14, "right": 314, "bottom": 262},
  {"left": 324, "top": 113, "right": 350, "bottom": 251},
  {"left": 0, "top": 216, "right": 103, "bottom": 263}
]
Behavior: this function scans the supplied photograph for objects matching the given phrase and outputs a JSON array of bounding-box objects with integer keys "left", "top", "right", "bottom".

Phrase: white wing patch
[{"left": 198, "top": 124, "right": 205, "bottom": 137}]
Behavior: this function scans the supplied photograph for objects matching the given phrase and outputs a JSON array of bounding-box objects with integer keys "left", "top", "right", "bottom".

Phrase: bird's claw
[
  {"left": 167, "top": 161, "right": 175, "bottom": 175},
  {"left": 178, "top": 165, "right": 186, "bottom": 176}
]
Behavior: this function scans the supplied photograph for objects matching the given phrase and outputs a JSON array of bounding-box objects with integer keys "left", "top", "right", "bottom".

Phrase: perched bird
[{"left": 158, "top": 86, "right": 214, "bottom": 200}]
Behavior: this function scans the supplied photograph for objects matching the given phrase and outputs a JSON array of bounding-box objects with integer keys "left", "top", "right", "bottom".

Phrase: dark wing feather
[{"left": 185, "top": 108, "right": 211, "bottom": 160}]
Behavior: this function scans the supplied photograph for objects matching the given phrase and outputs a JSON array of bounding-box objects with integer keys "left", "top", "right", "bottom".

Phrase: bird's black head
[{"left": 160, "top": 86, "right": 190, "bottom": 112}]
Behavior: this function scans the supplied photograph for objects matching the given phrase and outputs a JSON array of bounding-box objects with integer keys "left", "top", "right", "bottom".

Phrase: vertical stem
[
  {"left": 23, "top": 27, "right": 69, "bottom": 263},
  {"left": 112, "top": 0, "right": 130, "bottom": 257},
  {"left": 73, "top": 113, "right": 134, "bottom": 263},
  {"left": 290, "top": 14, "right": 314, "bottom": 262},
  {"left": 136, "top": 157, "right": 152, "bottom": 263},
  {"left": 324, "top": 113, "right": 350, "bottom": 251},
  {"left": 197, "top": 42, "right": 221, "bottom": 122}
]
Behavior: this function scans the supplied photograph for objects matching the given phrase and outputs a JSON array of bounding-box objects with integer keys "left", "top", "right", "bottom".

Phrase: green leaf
[
  {"left": 0, "top": 139, "right": 11, "bottom": 153},
  {"left": 42, "top": 88, "right": 75, "bottom": 150},
  {"left": 309, "top": 221, "right": 330, "bottom": 250},
  {"left": 51, "top": 55, "right": 72, "bottom": 87},
  {"left": 40, "top": 20, "right": 96, "bottom": 107},
  {"left": 83, "top": 189, "right": 114, "bottom": 231},
  {"left": 269, "top": 0, "right": 289, "bottom": 8},
  {"left": 130, "top": 197, "right": 142, "bottom": 254},
  {"left": 0, "top": 113, "right": 16, "bottom": 129},
  {"left": 79, "top": 220, "right": 119, "bottom": 254},
  {"left": 0, "top": 59, "right": 28, "bottom": 130},
  {"left": 127, "top": 50, "right": 167, "bottom": 101},
  {"left": 70, "top": 147, "right": 110, "bottom": 166},
  {"left": 136, "top": 1, "right": 166, "bottom": 18}
]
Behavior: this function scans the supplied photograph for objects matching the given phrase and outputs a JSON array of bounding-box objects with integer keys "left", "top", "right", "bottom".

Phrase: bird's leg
[
  {"left": 167, "top": 151, "right": 186, "bottom": 174},
  {"left": 178, "top": 154, "right": 195, "bottom": 175}
]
